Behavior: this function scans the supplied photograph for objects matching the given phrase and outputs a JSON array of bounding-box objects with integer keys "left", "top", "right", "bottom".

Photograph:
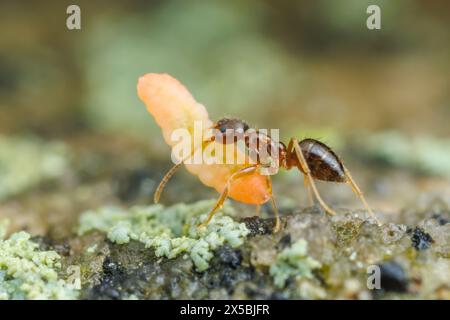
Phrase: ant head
[{"left": 213, "top": 118, "right": 249, "bottom": 144}]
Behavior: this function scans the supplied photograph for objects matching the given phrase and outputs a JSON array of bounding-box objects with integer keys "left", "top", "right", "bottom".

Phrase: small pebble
[
  {"left": 379, "top": 261, "right": 409, "bottom": 293},
  {"left": 410, "top": 227, "right": 434, "bottom": 251}
]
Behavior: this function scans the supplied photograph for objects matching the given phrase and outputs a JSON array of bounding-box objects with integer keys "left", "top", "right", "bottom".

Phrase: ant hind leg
[
  {"left": 290, "top": 138, "right": 337, "bottom": 216},
  {"left": 303, "top": 175, "right": 314, "bottom": 207},
  {"left": 342, "top": 165, "right": 381, "bottom": 226}
]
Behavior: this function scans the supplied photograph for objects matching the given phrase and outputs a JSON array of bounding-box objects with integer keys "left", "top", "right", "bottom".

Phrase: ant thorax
[
  {"left": 246, "top": 129, "right": 279, "bottom": 159},
  {"left": 242, "top": 129, "right": 287, "bottom": 176},
  {"left": 211, "top": 118, "right": 284, "bottom": 174}
]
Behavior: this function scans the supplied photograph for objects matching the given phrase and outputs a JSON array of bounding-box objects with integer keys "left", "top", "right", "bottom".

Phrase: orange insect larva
[{"left": 137, "top": 73, "right": 271, "bottom": 206}]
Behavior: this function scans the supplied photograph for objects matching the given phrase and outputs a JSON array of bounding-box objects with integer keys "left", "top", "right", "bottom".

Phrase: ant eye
[{"left": 219, "top": 127, "right": 226, "bottom": 133}]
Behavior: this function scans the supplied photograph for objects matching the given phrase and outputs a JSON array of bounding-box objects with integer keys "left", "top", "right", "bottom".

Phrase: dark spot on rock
[
  {"left": 52, "top": 242, "right": 71, "bottom": 256},
  {"left": 31, "top": 236, "right": 71, "bottom": 256},
  {"left": 244, "top": 285, "right": 287, "bottom": 300},
  {"left": 31, "top": 235, "right": 54, "bottom": 251},
  {"left": 219, "top": 269, "right": 238, "bottom": 290},
  {"left": 242, "top": 216, "right": 274, "bottom": 236},
  {"left": 378, "top": 261, "right": 409, "bottom": 293},
  {"left": 103, "top": 259, "right": 124, "bottom": 277},
  {"left": 276, "top": 234, "right": 291, "bottom": 250},
  {"left": 217, "top": 245, "right": 242, "bottom": 269},
  {"left": 410, "top": 227, "right": 434, "bottom": 251},
  {"left": 431, "top": 213, "right": 449, "bottom": 226},
  {"left": 201, "top": 245, "right": 253, "bottom": 294},
  {"left": 312, "top": 269, "right": 328, "bottom": 288},
  {"left": 269, "top": 292, "right": 289, "bottom": 300},
  {"left": 86, "top": 257, "right": 127, "bottom": 300}
]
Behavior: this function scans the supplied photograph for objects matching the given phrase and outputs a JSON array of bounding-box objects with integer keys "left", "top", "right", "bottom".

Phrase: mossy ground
[
  {"left": 3, "top": 200, "right": 446, "bottom": 300},
  {"left": 0, "top": 134, "right": 448, "bottom": 300},
  {"left": 0, "top": 220, "right": 79, "bottom": 300}
]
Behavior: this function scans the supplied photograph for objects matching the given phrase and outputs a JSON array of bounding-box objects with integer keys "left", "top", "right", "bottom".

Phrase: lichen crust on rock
[{"left": 77, "top": 200, "right": 250, "bottom": 271}]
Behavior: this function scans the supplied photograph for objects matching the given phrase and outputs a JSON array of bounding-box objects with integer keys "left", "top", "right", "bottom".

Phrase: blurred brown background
[{"left": 1, "top": 0, "right": 449, "bottom": 138}]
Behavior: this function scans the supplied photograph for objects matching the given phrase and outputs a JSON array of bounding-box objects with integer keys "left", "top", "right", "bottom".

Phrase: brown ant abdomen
[{"left": 297, "top": 138, "right": 346, "bottom": 183}]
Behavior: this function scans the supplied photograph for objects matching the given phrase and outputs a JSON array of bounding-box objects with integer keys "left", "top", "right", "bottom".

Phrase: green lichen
[
  {"left": 0, "top": 135, "right": 70, "bottom": 200},
  {"left": 77, "top": 200, "right": 249, "bottom": 271},
  {"left": 270, "top": 239, "right": 321, "bottom": 288},
  {"left": 0, "top": 221, "right": 79, "bottom": 300}
]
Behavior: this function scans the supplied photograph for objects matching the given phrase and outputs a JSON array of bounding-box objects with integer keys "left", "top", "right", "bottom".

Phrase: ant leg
[
  {"left": 291, "top": 138, "right": 337, "bottom": 216},
  {"left": 255, "top": 205, "right": 261, "bottom": 216},
  {"left": 303, "top": 175, "right": 314, "bottom": 206},
  {"left": 343, "top": 165, "right": 381, "bottom": 225},
  {"left": 199, "top": 165, "right": 258, "bottom": 228},
  {"left": 266, "top": 176, "right": 281, "bottom": 232},
  {"left": 154, "top": 162, "right": 183, "bottom": 203},
  {"left": 199, "top": 185, "right": 230, "bottom": 227},
  {"left": 270, "top": 197, "right": 281, "bottom": 232}
]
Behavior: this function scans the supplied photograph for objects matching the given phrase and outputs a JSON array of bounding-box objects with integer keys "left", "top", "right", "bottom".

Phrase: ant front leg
[{"left": 288, "top": 138, "right": 337, "bottom": 216}]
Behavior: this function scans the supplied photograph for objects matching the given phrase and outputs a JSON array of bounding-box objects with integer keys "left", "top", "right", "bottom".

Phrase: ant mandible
[{"left": 137, "top": 73, "right": 380, "bottom": 233}]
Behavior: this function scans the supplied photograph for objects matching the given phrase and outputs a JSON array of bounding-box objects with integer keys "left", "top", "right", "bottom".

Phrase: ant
[
  {"left": 138, "top": 73, "right": 380, "bottom": 233},
  {"left": 154, "top": 118, "right": 380, "bottom": 232}
]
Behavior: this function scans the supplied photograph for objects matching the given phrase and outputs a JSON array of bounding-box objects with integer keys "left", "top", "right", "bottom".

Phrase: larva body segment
[
  {"left": 137, "top": 73, "right": 271, "bottom": 205},
  {"left": 137, "top": 73, "right": 212, "bottom": 146}
]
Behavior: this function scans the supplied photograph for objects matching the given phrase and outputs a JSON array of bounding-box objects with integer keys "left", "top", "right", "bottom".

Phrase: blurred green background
[
  {"left": 1, "top": 0, "right": 449, "bottom": 138},
  {"left": 0, "top": 0, "right": 449, "bottom": 235}
]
